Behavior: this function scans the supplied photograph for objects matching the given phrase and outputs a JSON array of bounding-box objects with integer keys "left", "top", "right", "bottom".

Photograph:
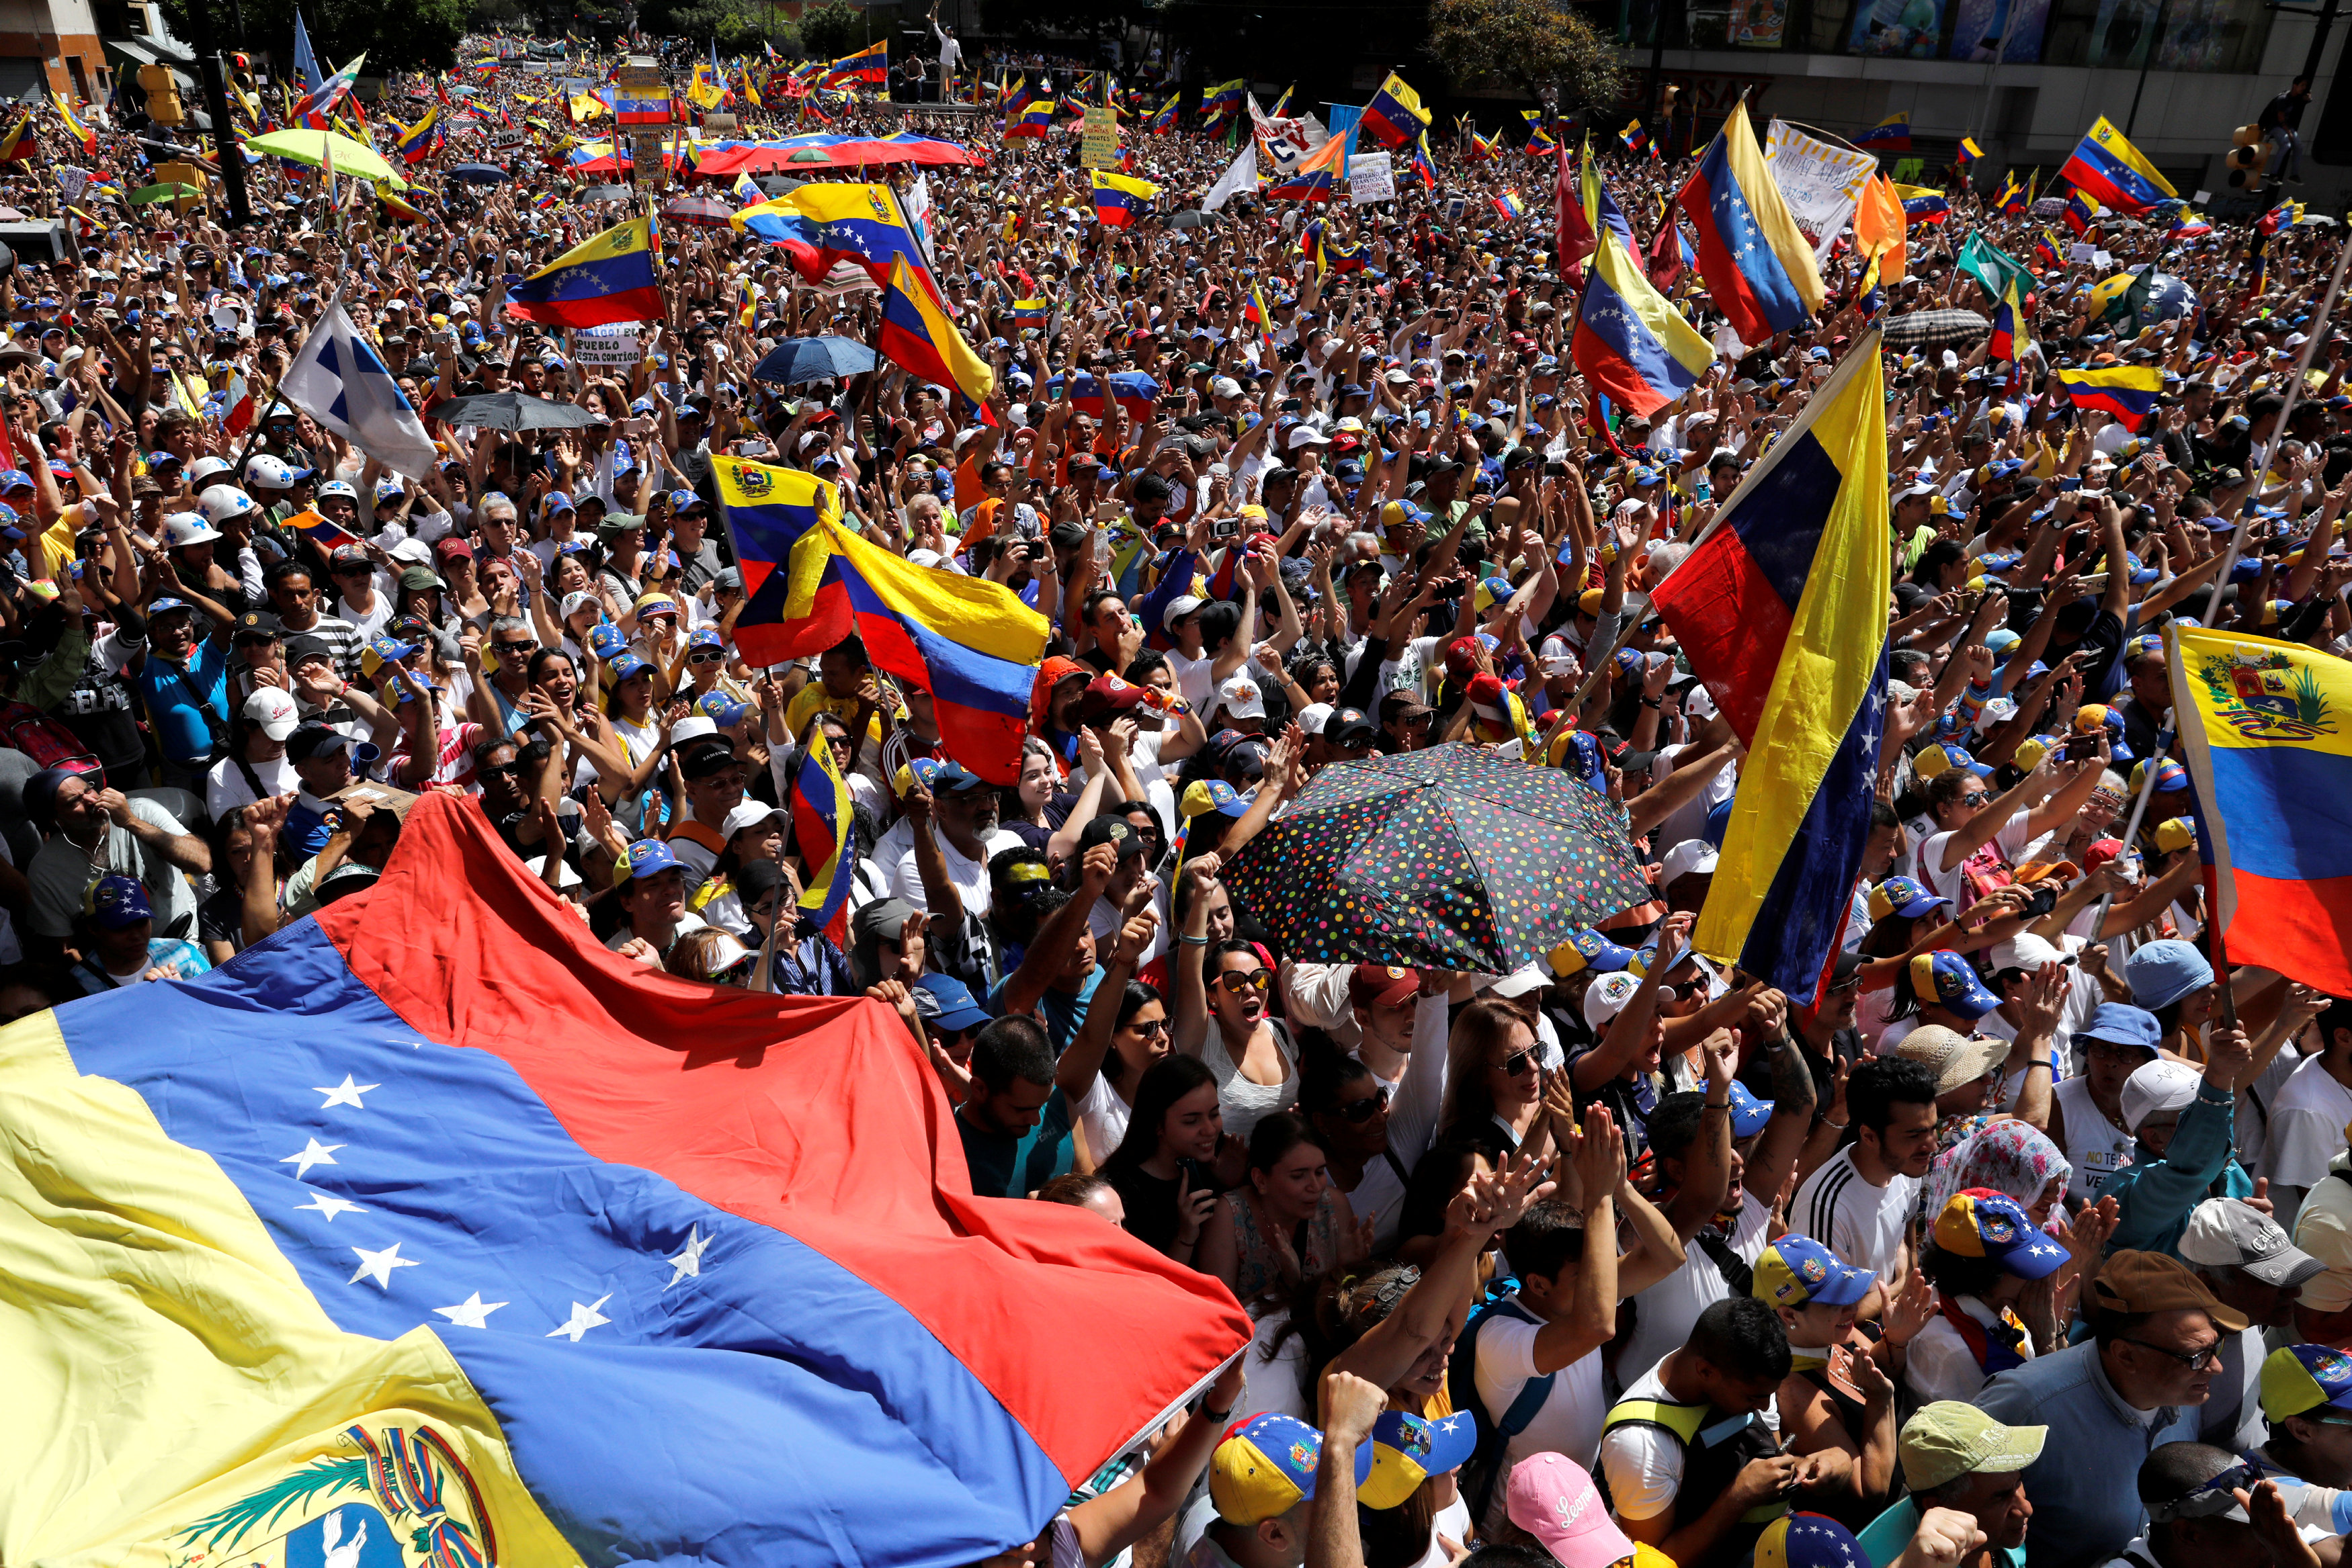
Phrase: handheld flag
[
  {"left": 732, "top": 183, "right": 932, "bottom": 288},
  {"left": 1359, "top": 73, "right": 1431, "bottom": 148},
  {"left": 716, "top": 457, "right": 1050, "bottom": 783},
  {"left": 1856, "top": 112, "right": 1912, "bottom": 153},
  {"left": 291, "top": 4, "right": 325, "bottom": 94},
  {"left": 821, "top": 40, "right": 888, "bottom": 89},
  {"left": 283, "top": 506, "right": 361, "bottom": 552},
  {"left": 1648, "top": 333, "right": 1891, "bottom": 999},
  {"left": 277, "top": 298, "right": 442, "bottom": 478},
  {"left": 877, "top": 255, "right": 994, "bottom": 411},
  {"left": 2054, "top": 364, "right": 2161, "bottom": 421},
  {"left": 1994, "top": 169, "right": 2028, "bottom": 214},
  {"left": 505, "top": 216, "right": 664, "bottom": 327},
  {"left": 2169, "top": 627, "right": 2352, "bottom": 994},
  {"left": 1493, "top": 189, "right": 1525, "bottom": 222},
  {"left": 1894, "top": 183, "right": 1950, "bottom": 224},
  {"left": 2058, "top": 116, "right": 2177, "bottom": 216},
  {"left": 1089, "top": 169, "right": 1159, "bottom": 227},
  {"left": 0, "top": 795, "right": 1246, "bottom": 1565},
  {"left": 1007, "top": 98, "right": 1054, "bottom": 137},
  {"left": 1855, "top": 174, "right": 1908, "bottom": 291},
  {"left": 788, "top": 738, "right": 857, "bottom": 947},
  {"left": 52, "top": 93, "right": 94, "bottom": 154},
  {"left": 1149, "top": 94, "right": 1179, "bottom": 134},
  {"left": 1264, "top": 133, "right": 1345, "bottom": 202},
  {"left": 1571, "top": 206, "right": 1714, "bottom": 418},
  {"left": 1677, "top": 101, "right": 1826, "bottom": 345},
  {"left": 0, "top": 114, "right": 31, "bottom": 162},
  {"left": 2064, "top": 187, "right": 2102, "bottom": 236},
  {"left": 1958, "top": 136, "right": 1985, "bottom": 163},
  {"left": 394, "top": 105, "right": 440, "bottom": 165}
]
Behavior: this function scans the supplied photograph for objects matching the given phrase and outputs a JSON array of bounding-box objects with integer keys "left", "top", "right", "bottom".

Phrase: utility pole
[
  {"left": 2124, "top": 0, "right": 2176, "bottom": 140},
  {"left": 176, "top": 0, "right": 251, "bottom": 226}
]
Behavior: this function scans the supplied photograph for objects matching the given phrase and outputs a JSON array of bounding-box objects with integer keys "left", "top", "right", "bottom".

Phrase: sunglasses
[
  {"left": 478, "top": 760, "right": 524, "bottom": 779},
  {"left": 2119, "top": 1336, "right": 2224, "bottom": 1372},
  {"left": 1499, "top": 1047, "right": 1538, "bottom": 1078},
  {"left": 493, "top": 640, "right": 536, "bottom": 655},
  {"left": 1124, "top": 1014, "right": 1171, "bottom": 1037},
  {"left": 1959, "top": 791, "right": 1991, "bottom": 806},
  {"left": 1214, "top": 969, "right": 1272, "bottom": 996},
  {"left": 688, "top": 650, "right": 726, "bottom": 664},
  {"left": 1335, "top": 1085, "right": 1391, "bottom": 1123}
]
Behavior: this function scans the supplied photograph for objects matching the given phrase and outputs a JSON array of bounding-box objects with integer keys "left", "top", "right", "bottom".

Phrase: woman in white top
[
  {"left": 1055, "top": 910, "right": 1168, "bottom": 1164},
  {"left": 1174, "top": 859, "right": 1296, "bottom": 1140}
]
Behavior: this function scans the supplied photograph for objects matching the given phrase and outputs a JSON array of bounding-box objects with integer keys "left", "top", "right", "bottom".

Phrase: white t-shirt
[
  {"left": 889, "top": 826, "right": 1025, "bottom": 918},
  {"left": 1618, "top": 1189, "right": 1773, "bottom": 1388},
  {"left": 1165, "top": 647, "right": 1217, "bottom": 713},
  {"left": 1472, "top": 1301, "right": 1609, "bottom": 1534},
  {"left": 1600, "top": 1362, "right": 1779, "bottom": 1522},
  {"left": 1789, "top": 1147, "right": 1919, "bottom": 1280},
  {"left": 2054, "top": 1073, "right": 2136, "bottom": 1205},
  {"left": 1071, "top": 1070, "right": 1136, "bottom": 1167},
  {"left": 1904, "top": 1293, "right": 2033, "bottom": 1405},
  {"left": 2266, "top": 1054, "right": 2352, "bottom": 1190},
  {"left": 1919, "top": 808, "right": 2035, "bottom": 911},
  {"left": 205, "top": 751, "right": 297, "bottom": 822}
]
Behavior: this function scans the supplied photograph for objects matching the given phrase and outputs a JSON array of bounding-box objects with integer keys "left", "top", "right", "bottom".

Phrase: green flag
[
  {"left": 2113, "top": 265, "right": 2156, "bottom": 330},
  {"left": 1957, "top": 232, "right": 2028, "bottom": 306}
]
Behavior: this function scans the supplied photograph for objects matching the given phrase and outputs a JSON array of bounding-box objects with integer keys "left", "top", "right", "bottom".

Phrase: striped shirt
[
  {"left": 1788, "top": 1147, "right": 1919, "bottom": 1280},
  {"left": 284, "top": 612, "right": 366, "bottom": 687}
]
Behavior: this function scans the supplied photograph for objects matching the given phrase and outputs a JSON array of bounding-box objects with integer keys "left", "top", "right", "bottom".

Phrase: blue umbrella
[
  {"left": 752, "top": 335, "right": 878, "bottom": 386},
  {"left": 448, "top": 163, "right": 507, "bottom": 185}
]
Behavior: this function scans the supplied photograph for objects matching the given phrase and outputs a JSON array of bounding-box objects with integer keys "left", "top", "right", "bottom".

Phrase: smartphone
[
  {"left": 2056, "top": 476, "right": 2081, "bottom": 492},
  {"left": 2064, "top": 734, "right": 2102, "bottom": 762},
  {"left": 2023, "top": 885, "right": 2059, "bottom": 918}
]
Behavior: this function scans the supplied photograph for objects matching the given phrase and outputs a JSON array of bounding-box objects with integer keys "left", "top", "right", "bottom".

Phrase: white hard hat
[{"left": 198, "top": 484, "right": 259, "bottom": 526}]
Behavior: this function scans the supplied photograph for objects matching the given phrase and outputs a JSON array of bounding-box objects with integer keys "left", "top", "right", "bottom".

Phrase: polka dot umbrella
[{"left": 1222, "top": 742, "right": 1651, "bottom": 973}]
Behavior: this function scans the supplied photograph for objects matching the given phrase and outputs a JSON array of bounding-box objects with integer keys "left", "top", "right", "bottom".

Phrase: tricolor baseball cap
[
  {"left": 1209, "top": 1413, "right": 1372, "bottom": 1526},
  {"left": 1754, "top": 1234, "right": 1876, "bottom": 1309},
  {"left": 619, "top": 838, "right": 682, "bottom": 884},
  {"left": 1933, "top": 1188, "right": 2068, "bottom": 1279},
  {"left": 1361, "top": 1411, "right": 1476, "bottom": 1509},
  {"left": 1755, "top": 1513, "right": 1867, "bottom": 1568},
  {"left": 1548, "top": 927, "right": 1638, "bottom": 977},
  {"left": 2260, "top": 1343, "right": 2352, "bottom": 1422},
  {"left": 1910, "top": 950, "right": 2001, "bottom": 1020},
  {"left": 1869, "top": 875, "right": 1950, "bottom": 923}
]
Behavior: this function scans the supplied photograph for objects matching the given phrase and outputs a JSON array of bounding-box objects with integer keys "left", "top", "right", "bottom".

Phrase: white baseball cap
[
  {"left": 242, "top": 686, "right": 300, "bottom": 741},
  {"left": 1297, "top": 702, "right": 1334, "bottom": 736},
  {"left": 1661, "top": 839, "right": 1720, "bottom": 887},
  {"left": 1216, "top": 672, "right": 1267, "bottom": 721},
  {"left": 2120, "top": 1058, "right": 2203, "bottom": 1133},
  {"left": 1583, "top": 971, "right": 1644, "bottom": 1030}
]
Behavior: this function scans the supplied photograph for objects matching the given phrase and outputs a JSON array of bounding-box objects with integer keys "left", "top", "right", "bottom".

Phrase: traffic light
[
  {"left": 2227, "top": 122, "right": 2273, "bottom": 190},
  {"left": 137, "top": 63, "right": 183, "bottom": 125}
]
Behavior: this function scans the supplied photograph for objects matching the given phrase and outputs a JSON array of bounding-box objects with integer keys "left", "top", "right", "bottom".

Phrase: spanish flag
[
  {"left": 2055, "top": 364, "right": 2160, "bottom": 421},
  {"left": 1090, "top": 169, "right": 1159, "bottom": 227},
  {"left": 2058, "top": 116, "right": 2177, "bottom": 216},
  {"left": 1648, "top": 333, "right": 1890, "bottom": 999},
  {"left": 876, "top": 253, "right": 993, "bottom": 411},
  {"left": 2171, "top": 625, "right": 2352, "bottom": 994},
  {"left": 1359, "top": 72, "right": 1431, "bottom": 147},
  {"left": 505, "top": 214, "right": 663, "bottom": 327}
]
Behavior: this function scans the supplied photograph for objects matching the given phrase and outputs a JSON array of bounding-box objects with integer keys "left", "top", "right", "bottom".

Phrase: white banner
[
  {"left": 1349, "top": 151, "right": 1395, "bottom": 206},
  {"left": 1764, "top": 120, "right": 1878, "bottom": 265},
  {"left": 574, "top": 325, "right": 641, "bottom": 366}
]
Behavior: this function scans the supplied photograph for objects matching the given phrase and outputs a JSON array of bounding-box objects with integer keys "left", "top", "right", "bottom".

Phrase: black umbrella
[
  {"left": 584, "top": 182, "right": 632, "bottom": 201},
  {"left": 755, "top": 176, "right": 806, "bottom": 196},
  {"left": 1167, "top": 210, "right": 1213, "bottom": 229},
  {"left": 1882, "top": 308, "right": 1991, "bottom": 349},
  {"left": 422, "top": 392, "right": 601, "bottom": 431},
  {"left": 448, "top": 163, "right": 507, "bottom": 185},
  {"left": 1222, "top": 743, "right": 1649, "bottom": 971}
]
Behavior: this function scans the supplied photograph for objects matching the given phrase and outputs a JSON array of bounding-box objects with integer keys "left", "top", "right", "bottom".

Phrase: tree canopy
[{"left": 1426, "top": 0, "right": 1628, "bottom": 112}]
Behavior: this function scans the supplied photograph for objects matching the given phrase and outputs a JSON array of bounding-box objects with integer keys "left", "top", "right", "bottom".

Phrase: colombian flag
[
  {"left": 1090, "top": 169, "right": 1159, "bottom": 227},
  {"left": 1677, "top": 101, "right": 1826, "bottom": 345},
  {"left": 1571, "top": 205, "right": 1714, "bottom": 418},
  {"left": 1493, "top": 188, "right": 1525, "bottom": 221},
  {"left": 2058, "top": 116, "right": 2177, "bottom": 216},
  {"left": 717, "top": 457, "right": 1052, "bottom": 783},
  {"left": 1648, "top": 333, "right": 1890, "bottom": 998},
  {"left": 732, "top": 182, "right": 931, "bottom": 288},
  {"left": 1856, "top": 112, "right": 1911, "bottom": 152},
  {"left": 2171, "top": 625, "right": 2352, "bottom": 994},
  {"left": 789, "top": 734, "right": 857, "bottom": 947},
  {"left": 1359, "top": 72, "right": 1431, "bottom": 147},
  {"left": 0, "top": 796, "right": 1243, "bottom": 1563},
  {"left": 505, "top": 214, "right": 663, "bottom": 327},
  {"left": 821, "top": 40, "right": 888, "bottom": 88},
  {"left": 2055, "top": 364, "right": 2161, "bottom": 421},
  {"left": 878, "top": 254, "right": 994, "bottom": 410}
]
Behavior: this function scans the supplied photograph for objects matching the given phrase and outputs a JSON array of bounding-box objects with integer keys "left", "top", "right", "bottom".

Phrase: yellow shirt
[{"left": 782, "top": 679, "right": 897, "bottom": 748}]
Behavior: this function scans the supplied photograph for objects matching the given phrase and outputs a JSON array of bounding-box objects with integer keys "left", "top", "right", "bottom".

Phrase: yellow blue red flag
[
  {"left": 1676, "top": 100, "right": 1825, "bottom": 346},
  {"left": 1648, "top": 332, "right": 1890, "bottom": 998},
  {"left": 505, "top": 215, "right": 663, "bottom": 326},
  {"left": 2058, "top": 115, "right": 2177, "bottom": 215},
  {"left": 878, "top": 254, "right": 994, "bottom": 409},
  {"left": 1360, "top": 72, "right": 1431, "bottom": 147},
  {"left": 2054, "top": 363, "right": 2160, "bottom": 421},
  {"left": 2170, "top": 627, "right": 2352, "bottom": 992}
]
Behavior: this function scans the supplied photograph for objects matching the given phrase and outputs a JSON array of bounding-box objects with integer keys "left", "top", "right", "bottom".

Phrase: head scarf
[{"left": 1925, "top": 1119, "right": 2074, "bottom": 1235}]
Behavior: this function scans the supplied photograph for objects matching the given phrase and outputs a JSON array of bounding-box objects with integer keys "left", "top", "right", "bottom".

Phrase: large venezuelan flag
[
  {"left": 1091, "top": 169, "right": 1160, "bottom": 226},
  {"left": 1677, "top": 100, "right": 1824, "bottom": 347},
  {"left": 821, "top": 38, "right": 888, "bottom": 87},
  {"left": 1571, "top": 215, "right": 1714, "bottom": 418},
  {"left": 2058, "top": 116, "right": 2177, "bottom": 216},
  {"left": 733, "top": 181, "right": 933, "bottom": 287},
  {"left": 0, "top": 798, "right": 1245, "bottom": 1564},
  {"left": 504, "top": 215, "right": 663, "bottom": 327},
  {"left": 2055, "top": 364, "right": 2160, "bottom": 421},
  {"left": 878, "top": 254, "right": 995, "bottom": 409},
  {"left": 1648, "top": 331, "right": 1890, "bottom": 998},
  {"left": 2171, "top": 627, "right": 2352, "bottom": 994},
  {"left": 717, "top": 457, "right": 1048, "bottom": 783}
]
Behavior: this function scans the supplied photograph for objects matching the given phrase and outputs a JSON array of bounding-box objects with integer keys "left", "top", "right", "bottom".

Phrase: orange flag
[{"left": 1855, "top": 173, "right": 1907, "bottom": 287}]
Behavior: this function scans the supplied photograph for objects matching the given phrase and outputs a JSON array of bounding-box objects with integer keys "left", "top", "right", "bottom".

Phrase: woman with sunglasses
[
  {"left": 1195, "top": 1111, "right": 1372, "bottom": 1315},
  {"left": 1437, "top": 996, "right": 1560, "bottom": 1166},
  {"left": 1298, "top": 1047, "right": 1409, "bottom": 1255},
  {"left": 1174, "top": 859, "right": 1298, "bottom": 1141},
  {"left": 664, "top": 926, "right": 760, "bottom": 988},
  {"left": 1056, "top": 912, "right": 1169, "bottom": 1161}
]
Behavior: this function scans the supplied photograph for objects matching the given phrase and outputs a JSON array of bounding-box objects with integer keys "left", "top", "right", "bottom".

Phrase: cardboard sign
[
  {"left": 1349, "top": 150, "right": 1395, "bottom": 204},
  {"left": 575, "top": 324, "right": 640, "bottom": 365},
  {"left": 1079, "top": 105, "right": 1120, "bottom": 170}
]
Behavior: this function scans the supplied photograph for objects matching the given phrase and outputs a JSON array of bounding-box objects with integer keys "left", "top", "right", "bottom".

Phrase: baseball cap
[
  {"left": 1077, "top": 815, "right": 1148, "bottom": 861},
  {"left": 1898, "top": 1403, "right": 2048, "bottom": 1491},
  {"left": 2260, "top": 1344, "right": 2352, "bottom": 1422},
  {"left": 1327, "top": 707, "right": 1377, "bottom": 748},
  {"left": 1505, "top": 1453, "right": 1637, "bottom": 1568},
  {"left": 1216, "top": 673, "right": 1267, "bottom": 721},
  {"left": 1180, "top": 779, "right": 1254, "bottom": 821},
  {"left": 1933, "top": 1189, "right": 2069, "bottom": 1279},
  {"left": 1348, "top": 963, "right": 1421, "bottom": 1012},
  {"left": 1898, "top": 1024, "right": 2011, "bottom": 1094},
  {"left": 1165, "top": 594, "right": 1208, "bottom": 621},
  {"left": 1209, "top": 1413, "right": 1371, "bottom": 1526},
  {"left": 2126, "top": 939, "right": 2214, "bottom": 1010},
  {"left": 619, "top": 838, "right": 682, "bottom": 884},
  {"left": 87, "top": 873, "right": 153, "bottom": 930},
  {"left": 1913, "top": 740, "right": 1993, "bottom": 781},
  {"left": 286, "top": 722, "right": 353, "bottom": 763},
  {"left": 1755, "top": 1514, "right": 1868, "bottom": 1568},
  {"left": 1361, "top": 1411, "right": 1476, "bottom": 1509},
  {"left": 1548, "top": 928, "right": 1638, "bottom": 977},
  {"left": 2179, "top": 1198, "right": 2324, "bottom": 1289},
  {"left": 913, "top": 972, "right": 991, "bottom": 1033},
  {"left": 1661, "top": 839, "right": 1719, "bottom": 886},
  {"left": 1754, "top": 1233, "right": 1877, "bottom": 1308},
  {"left": 1908, "top": 951, "right": 2001, "bottom": 1020},
  {"left": 2089, "top": 1248, "right": 2250, "bottom": 1333},
  {"left": 242, "top": 687, "right": 301, "bottom": 742},
  {"left": 1868, "top": 876, "right": 1951, "bottom": 922},
  {"left": 1726, "top": 1078, "right": 1775, "bottom": 1137},
  {"left": 2121, "top": 1058, "right": 2206, "bottom": 1132},
  {"left": 1583, "top": 970, "right": 1644, "bottom": 1029}
]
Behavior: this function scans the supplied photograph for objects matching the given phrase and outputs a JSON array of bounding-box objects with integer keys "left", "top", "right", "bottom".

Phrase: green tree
[
  {"left": 796, "top": 0, "right": 872, "bottom": 59},
  {"left": 1426, "top": 0, "right": 1628, "bottom": 112},
  {"left": 659, "top": 0, "right": 798, "bottom": 52},
  {"left": 161, "top": 0, "right": 470, "bottom": 72}
]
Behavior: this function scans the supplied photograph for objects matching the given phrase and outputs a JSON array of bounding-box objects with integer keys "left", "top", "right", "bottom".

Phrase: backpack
[{"left": 1447, "top": 1290, "right": 1552, "bottom": 1525}]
